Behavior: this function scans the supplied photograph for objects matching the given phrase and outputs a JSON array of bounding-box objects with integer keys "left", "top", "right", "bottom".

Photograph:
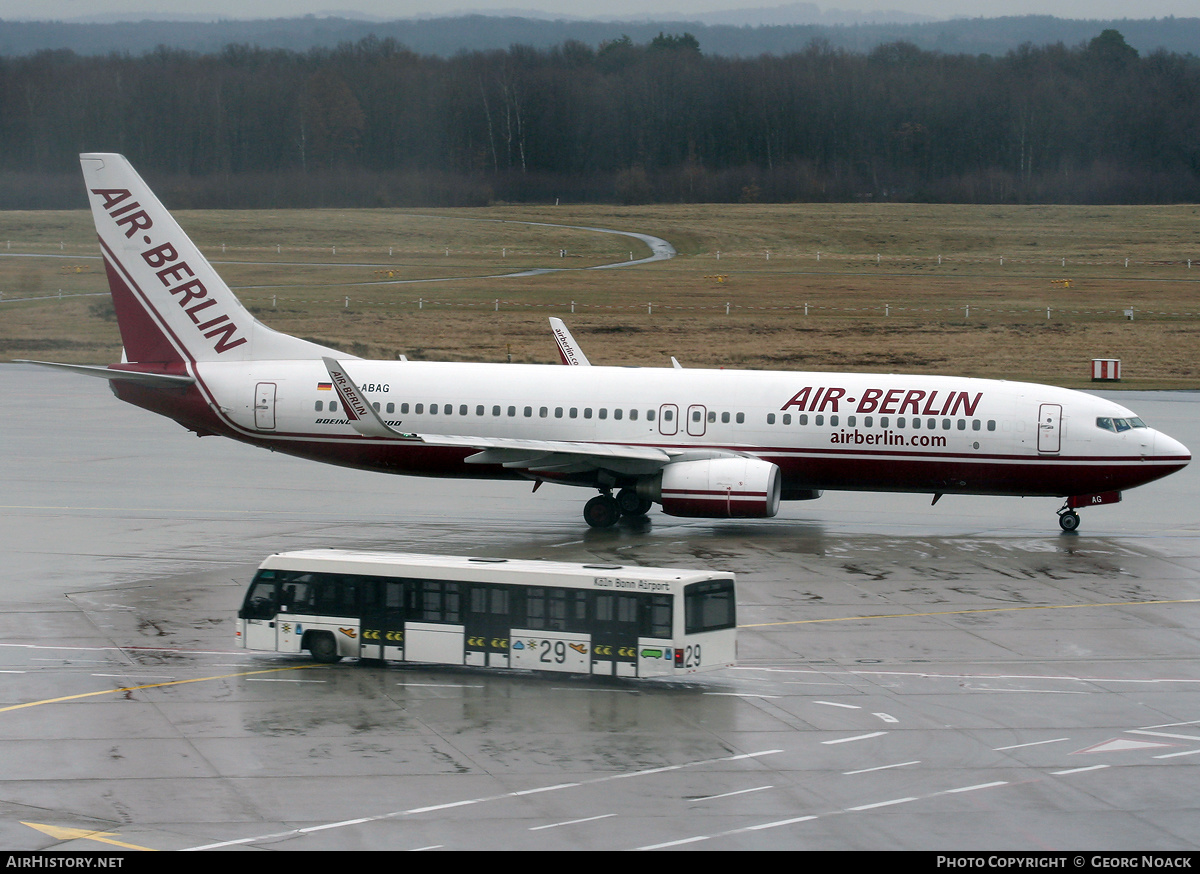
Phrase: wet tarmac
[{"left": 2, "top": 363, "right": 1199, "bottom": 851}]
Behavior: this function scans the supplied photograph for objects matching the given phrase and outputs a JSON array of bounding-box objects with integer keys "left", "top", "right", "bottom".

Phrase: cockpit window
[{"left": 1097, "top": 416, "right": 1147, "bottom": 433}]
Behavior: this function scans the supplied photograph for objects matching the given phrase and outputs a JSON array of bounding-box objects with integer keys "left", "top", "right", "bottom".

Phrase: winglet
[
  {"left": 549, "top": 318, "right": 590, "bottom": 365},
  {"left": 322, "top": 357, "right": 418, "bottom": 440}
]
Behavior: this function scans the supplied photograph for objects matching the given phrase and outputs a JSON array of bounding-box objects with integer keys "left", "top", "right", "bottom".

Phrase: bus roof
[{"left": 257, "top": 549, "right": 731, "bottom": 585}]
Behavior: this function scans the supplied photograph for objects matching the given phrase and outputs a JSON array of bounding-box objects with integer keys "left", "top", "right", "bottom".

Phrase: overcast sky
[{"left": 2, "top": 1, "right": 1197, "bottom": 22}]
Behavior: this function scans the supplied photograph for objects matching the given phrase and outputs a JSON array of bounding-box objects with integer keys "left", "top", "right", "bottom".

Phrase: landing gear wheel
[
  {"left": 584, "top": 494, "right": 621, "bottom": 528},
  {"left": 1058, "top": 510, "right": 1081, "bottom": 532},
  {"left": 615, "top": 488, "right": 652, "bottom": 518}
]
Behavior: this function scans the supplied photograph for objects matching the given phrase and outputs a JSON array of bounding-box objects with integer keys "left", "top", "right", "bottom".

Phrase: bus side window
[
  {"left": 314, "top": 578, "right": 350, "bottom": 615},
  {"left": 411, "top": 579, "right": 461, "bottom": 623},
  {"left": 645, "top": 595, "right": 672, "bottom": 639},
  {"left": 385, "top": 579, "right": 405, "bottom": 616},
  {"left": 525, "top": 587, "right": 546, "bottom": 628}
]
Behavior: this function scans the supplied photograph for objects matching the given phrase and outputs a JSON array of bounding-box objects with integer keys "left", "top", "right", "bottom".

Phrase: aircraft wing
[{"left": 323, "top": 357, "right": 683, "bottom": 476}]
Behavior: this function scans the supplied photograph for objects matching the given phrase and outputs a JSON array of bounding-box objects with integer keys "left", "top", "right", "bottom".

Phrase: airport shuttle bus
[{"left": 236, "top": 550, "right": 737, "bottom": 677}]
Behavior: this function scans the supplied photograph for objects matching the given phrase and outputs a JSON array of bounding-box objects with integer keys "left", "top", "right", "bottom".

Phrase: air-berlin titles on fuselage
[
  {"left": 782, "top": 385, "right": 983, "bottom": 417},
  {"left": 90, "top": 187, "right": 247, "bottom": 354}
]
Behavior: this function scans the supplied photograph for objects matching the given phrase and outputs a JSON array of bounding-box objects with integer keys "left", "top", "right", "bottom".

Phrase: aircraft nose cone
[{"left": 1155, "top": 431, "right": 1191, "bottom": 466}]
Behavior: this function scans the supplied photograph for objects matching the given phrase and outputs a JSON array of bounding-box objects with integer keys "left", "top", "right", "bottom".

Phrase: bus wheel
[{"left": 308, "top": 633, "right": 342, "bottom": 664}]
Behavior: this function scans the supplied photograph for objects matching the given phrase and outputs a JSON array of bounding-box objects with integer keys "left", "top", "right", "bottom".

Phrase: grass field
[{"left": 1, "top": 202, "right": 1199, "bottom": 388}]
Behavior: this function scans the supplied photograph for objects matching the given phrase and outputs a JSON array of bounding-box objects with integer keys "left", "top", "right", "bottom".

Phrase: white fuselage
[{"left": 162, "top": 358, "right": 1186, "bottom": 499}]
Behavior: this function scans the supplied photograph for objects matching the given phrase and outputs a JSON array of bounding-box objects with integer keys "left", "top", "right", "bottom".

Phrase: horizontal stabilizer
[{"left": 16, "top": 360, "right": 195, "bottom": 387}]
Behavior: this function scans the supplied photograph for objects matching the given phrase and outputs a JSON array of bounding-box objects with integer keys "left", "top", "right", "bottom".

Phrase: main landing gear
[{"left": 584, "top": 488, "right": 653, "bottom": 528}]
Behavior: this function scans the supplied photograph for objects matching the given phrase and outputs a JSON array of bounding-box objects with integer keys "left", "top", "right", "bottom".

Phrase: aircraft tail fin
[{"left": 80, "top": 153, "right": 345, "bottom": 366}]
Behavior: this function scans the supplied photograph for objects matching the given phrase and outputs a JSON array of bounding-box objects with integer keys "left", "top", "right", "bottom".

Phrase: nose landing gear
[
  {"left": 1057, "top": 506, "right": 1081, "bottom": 532},
  {"left": 1057, "top": 491, "right": 1122, "bottom": 533}
]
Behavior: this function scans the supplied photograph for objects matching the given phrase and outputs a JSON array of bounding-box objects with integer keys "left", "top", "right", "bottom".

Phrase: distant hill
[{"left": 0, "top": 14, "right": 1197, "bottom": 58}]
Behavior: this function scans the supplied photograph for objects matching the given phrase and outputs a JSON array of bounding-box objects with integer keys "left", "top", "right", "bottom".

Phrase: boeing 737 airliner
[{"left": 22, "top": 154, "right": 1191, "bottom": 531}]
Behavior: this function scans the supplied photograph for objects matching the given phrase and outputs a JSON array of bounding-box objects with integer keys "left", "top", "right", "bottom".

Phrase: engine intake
[{"left": 639, "top": 457, "right": 782, "bottom": 518}]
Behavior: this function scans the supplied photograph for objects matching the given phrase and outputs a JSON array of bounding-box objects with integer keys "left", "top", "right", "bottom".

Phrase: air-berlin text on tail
[
  {"left": 90, "top": 187, "right": 247, "bottom": 354},
  {"left": 782, "top": 385, "right": 983, "bottom": 416}
]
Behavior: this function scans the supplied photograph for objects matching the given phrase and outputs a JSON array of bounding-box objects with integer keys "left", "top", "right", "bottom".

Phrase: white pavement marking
[{"left": 182, "top": 749, "right": 783, "bottom": 850}]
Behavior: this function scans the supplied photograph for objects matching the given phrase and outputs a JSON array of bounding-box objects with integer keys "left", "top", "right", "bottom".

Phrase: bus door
[
  {"left": 404, "top": 579, "right": 465, "bottom": 665},
  {"left": 635, "top": 594, "right": 676, "bottom": 678},
  {"left": 463, "top": 584, "right": 513, "bottom": 668},
  {"left": 360, "top": 578, "right": 406, "bottom": 661},
  {"left": 591, "top": 592, "right": 641, "bottom": 677},
  {"left": 273, "top": 575, "right": 315, "bottom": 654},
  {"left": 239, "top": 576, "right": 281, "bottom": 651}
]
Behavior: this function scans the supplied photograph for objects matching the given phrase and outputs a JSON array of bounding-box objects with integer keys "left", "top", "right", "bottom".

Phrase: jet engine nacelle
[{"left": 639, "top": 457, "right": 782, "bottom": 519}]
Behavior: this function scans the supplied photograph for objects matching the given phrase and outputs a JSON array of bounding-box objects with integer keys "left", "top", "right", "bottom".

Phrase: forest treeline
[{"left": 1, "top": 29, "right": 1198, "bottom": 208}]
